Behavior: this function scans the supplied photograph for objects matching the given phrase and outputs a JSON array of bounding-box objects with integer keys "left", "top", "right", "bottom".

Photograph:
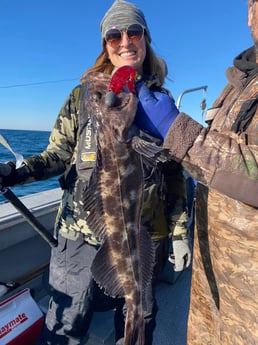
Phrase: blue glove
[{"left": 134, "top": 82, "right": 179, "bottom": 140}]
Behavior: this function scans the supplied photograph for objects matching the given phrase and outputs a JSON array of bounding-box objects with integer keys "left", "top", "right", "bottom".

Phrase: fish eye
[{"left": 92, "top": 92, "right": 102, "bottom": 101}]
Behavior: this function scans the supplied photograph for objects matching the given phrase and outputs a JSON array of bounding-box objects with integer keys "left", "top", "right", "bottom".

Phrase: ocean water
[{"left": 0, "top": 129, "right": 60, "bottom": 203}]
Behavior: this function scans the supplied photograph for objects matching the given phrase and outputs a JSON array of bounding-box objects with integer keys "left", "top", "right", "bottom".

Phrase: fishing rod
[
  {"left": 0, "top": 134, "right": 57, "bottom": 248},
  {"left": 1, "top": 187, "right": 58, "bottom": 248}
]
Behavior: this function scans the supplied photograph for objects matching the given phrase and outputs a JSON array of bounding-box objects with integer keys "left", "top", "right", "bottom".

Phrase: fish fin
[
  {"left": 81, "top": 154, "right": 107, "bottom": 241},
  {"left": 91, "top": 240, "right": 125, "bottom": 298},
  {"left": 124, "top": 310, "right": 145, "bottom": 345},
  {"left": 92, "top": 227, "right": 155, "bottom": 298},
  {"left": 140, "top": 226, "right": 155, "bottom": 291},
  {"left": 131, "top": 136, "right": 169, "bottom": 164}
]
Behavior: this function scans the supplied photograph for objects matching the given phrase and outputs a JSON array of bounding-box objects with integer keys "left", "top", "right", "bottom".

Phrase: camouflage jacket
[
  {"left": 165, "top": 46, "right": 258, "bottom": 344},
  {"left": 13, "top": 77, "right": 188, "bottom": 245},
  {"left": 164, "top": 46, "right": 258, "bottom": 207}
]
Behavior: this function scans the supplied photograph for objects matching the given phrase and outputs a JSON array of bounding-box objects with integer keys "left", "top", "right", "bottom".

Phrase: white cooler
[{"left": 0, "top": 288, "right": 44, "bottom": 345}]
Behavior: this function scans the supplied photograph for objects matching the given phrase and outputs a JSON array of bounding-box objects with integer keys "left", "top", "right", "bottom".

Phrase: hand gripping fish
[{"left": 81, "top": 66, "right": 167, "bottom": 345}]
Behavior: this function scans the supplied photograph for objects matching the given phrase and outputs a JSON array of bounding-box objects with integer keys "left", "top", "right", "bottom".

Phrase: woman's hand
[
  {"left": 0, "top": 163, "right": 13, "bottom": 190},
  {"left": 135, "top": 82, "right": 179, "bottom": 140}
]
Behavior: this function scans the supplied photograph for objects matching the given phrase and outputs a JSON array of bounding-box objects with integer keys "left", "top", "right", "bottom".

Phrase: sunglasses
[{"left": 105, "top": 23, "right": 144, "bottom": 48}]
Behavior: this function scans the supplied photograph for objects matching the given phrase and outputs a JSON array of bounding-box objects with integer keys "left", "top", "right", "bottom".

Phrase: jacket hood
[{"left": 234, "top": 46, "right": 258, "bottom": 79}]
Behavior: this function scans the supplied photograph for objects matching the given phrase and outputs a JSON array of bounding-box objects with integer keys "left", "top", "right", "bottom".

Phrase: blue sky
[{"left": 0, "top": 0, "right": 253, "bottom": 131}]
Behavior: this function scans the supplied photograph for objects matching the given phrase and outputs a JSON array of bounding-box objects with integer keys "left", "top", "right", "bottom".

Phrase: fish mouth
[
  {"left": 86, "top": 72, "right": 137, "bottom": 111},
  {"left": 89, "top": 88, "right": 134, "bottom": 112},
  {"left": 105, "top": 90, "right": 133, "bottom": 110}
]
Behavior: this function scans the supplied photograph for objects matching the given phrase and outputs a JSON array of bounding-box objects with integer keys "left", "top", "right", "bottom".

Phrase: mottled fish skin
[{"left": 81, "top": 70, "right": 155, "bottom": 345}]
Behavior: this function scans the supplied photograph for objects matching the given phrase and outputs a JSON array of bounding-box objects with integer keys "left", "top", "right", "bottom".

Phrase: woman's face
[{"left": 106, "top": 28, "right": 146, "bottom": 73}]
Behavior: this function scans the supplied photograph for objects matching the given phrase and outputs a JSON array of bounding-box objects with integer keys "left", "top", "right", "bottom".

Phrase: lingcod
[{"left": 80, "top": 66, "right": 165, "bottom": 345}]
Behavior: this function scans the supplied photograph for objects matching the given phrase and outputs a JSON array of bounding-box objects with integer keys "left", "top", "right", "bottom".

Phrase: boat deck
[{"left": 36, "top": 260, "right": 191, "bottom": 345}]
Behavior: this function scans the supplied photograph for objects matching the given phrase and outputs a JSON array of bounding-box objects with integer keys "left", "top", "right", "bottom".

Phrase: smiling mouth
[{"left": 120, "top": 51, "right": 136, "bottom": 57}]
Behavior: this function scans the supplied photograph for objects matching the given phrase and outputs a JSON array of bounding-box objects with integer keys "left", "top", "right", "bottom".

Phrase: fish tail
[{"left": 124, "top": 307, "right": 145, "bottom": 345}]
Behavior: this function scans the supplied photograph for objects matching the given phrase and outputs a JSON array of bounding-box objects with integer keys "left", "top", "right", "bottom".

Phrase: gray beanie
[{"left": 100, "top": 0, "right": 151, "bottom": 43}]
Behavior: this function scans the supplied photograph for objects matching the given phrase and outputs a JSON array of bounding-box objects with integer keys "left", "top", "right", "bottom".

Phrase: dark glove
[
  {"left": 0, "top": 163, "right": 13, "bottom": 190},
  {"left": 169, "top": 234, "right": 191, "bottom": 272},
  {"left": 0, "top": 162, "right": 30, "bottom": 190},
  {"left": 134, "top": 82, "right": 179, "bottom": 140}
]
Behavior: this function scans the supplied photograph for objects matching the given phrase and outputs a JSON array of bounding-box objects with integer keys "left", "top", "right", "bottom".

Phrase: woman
[{"left": 0, "top": 1, "right": 190, "bottom": 344}]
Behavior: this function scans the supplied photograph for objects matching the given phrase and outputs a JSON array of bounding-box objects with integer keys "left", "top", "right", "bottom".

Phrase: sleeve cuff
[{"left": 163, "top": 113, "right": 203, "bottom": 161}]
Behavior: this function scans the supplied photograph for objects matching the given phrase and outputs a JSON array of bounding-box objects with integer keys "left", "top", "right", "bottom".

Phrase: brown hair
[{"left": 80, "top": 36, "right": 167, "bottom": 85}]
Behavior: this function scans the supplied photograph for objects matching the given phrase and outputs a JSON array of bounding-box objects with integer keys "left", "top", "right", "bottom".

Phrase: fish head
[{"left": 83, "top": 72, "right": 138, "bottom": 142}]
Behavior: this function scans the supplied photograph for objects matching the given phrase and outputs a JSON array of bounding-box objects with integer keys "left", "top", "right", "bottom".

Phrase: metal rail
[{"left": 176, "top": 85, "right": 208, "bottom": 109}]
